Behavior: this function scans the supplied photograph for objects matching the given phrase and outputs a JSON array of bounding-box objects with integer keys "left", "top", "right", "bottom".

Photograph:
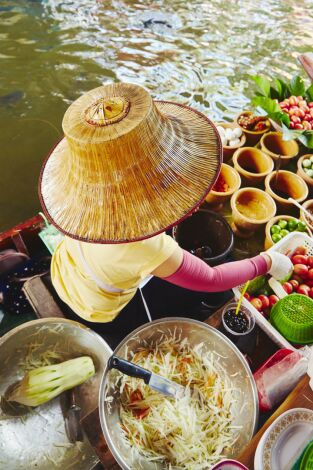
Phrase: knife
[
  {"left": 65, "top": 388, "right": 84, "bottom": 443},
  {"left": 108, "top": 355, "right": 186, "bottom": 399}
]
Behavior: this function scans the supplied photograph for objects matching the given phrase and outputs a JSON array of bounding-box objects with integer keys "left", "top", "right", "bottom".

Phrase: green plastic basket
[
  {"left": 300, "top": 441, "right": 313, "bottom": 469},
  {"left": 270, "top": 294, "right": 313, "bottom": 344}
]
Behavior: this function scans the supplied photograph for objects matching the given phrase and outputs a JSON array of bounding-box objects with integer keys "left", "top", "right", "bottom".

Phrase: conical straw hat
[{"left": 39, "top": 83, "right": 222, "bottom": 243}]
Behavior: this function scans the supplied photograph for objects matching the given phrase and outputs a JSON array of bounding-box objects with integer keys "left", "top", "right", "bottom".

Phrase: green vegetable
[
  {"left": 246, "top": 275, "right": 266, "bottom": 294},
  {"left": 272, "top": 233, "right": 282, "bottom": 243},
  {"left": 278, "top": 219, "right": 288, "bottom": 229},
  {"left": 303, "top": 159, "right": 312, "bottom": 168},
  {"left": 287, "top": 219, "right": 299, "bottom": 231},
  {"left": 280, "top": 229, "right": 289, "bottom": 238},
  {"left": 297, "top": 221, "right": 307, "bottom": 232},
  {"left": 271, "top": 224, "right": 281, "bottom": 234},
  {"left": 306, "top": 169, "right": 313, "bottom": 178},
  {"left": 7, "top": 356, "right": 95, "bottom": 407}
]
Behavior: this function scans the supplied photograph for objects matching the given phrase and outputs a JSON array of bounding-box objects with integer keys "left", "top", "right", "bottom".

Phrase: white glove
[{"left": 261, "top": 251, "right": 293, "bottom": 281}]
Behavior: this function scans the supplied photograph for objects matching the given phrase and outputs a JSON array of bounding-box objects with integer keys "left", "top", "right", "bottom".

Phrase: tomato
[
  {"left": 282, "top": 282, "right": 293, "bottom": 294},
  {"left": 310, "top": 288, "right": 313, "bottom": 299},
  {"left": 258, "top": 295, "right": 270, "bottom": 309},
  {"left": 308, "top": 256, "right": 313, "bottom": 268},
  {"left": 290, "top": 279, "right": 299, "bottom": 290},
  {"left": 269, "top": 295, "right": 279, "bottom": 306},
  {"left": 243, "top": 293, "right": 251, "bottom": 301},
  {"left": 262, "top": 307, "right": 270, "bottom": 318},
  {"left": 308, "top": 268, "right": 313, "bottom": 280},
  {"left": 293, "top": 264, "right": 309, "bottom": 279},
  {"left": 291, "top": 254, "right": 308, "bottom": 265},
  {"left": 297, "top": 284, "right": 310, "bottom": 296},
  {"left": 307, "top": 280, "right": 313, "bottom": 287},
  {"left": 293, "top": 246, "right": 308, "bottom": 255},
  {"left": 250, "top": 298, "right": 263, "bottom": 311}
]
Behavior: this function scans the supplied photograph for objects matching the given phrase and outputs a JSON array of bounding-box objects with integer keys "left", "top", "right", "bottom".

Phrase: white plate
[{"left": 254, "top": 408, "right": 313, "bottom": 470}]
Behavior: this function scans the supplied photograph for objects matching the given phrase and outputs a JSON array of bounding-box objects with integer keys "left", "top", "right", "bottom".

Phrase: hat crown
[{"left": 84, "top": 96, "right": 130, "bottom": 126}]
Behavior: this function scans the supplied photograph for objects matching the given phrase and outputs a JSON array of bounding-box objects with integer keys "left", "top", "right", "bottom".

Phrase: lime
[
  {"left": 302, "top": 159, "right": 312, "bottom": 168},
  {"left": 280, "top": 229, "right": 289, "bottom": 237},
  {"left": 271, "top": 224, "right": 281, "bottom": 234},
  {"left": 272, "top": 233, "right": 282, "bottom": 243},
  {"left": 288, "top": 218, "right": 299, "bottom": 231},
  {"left": 297, "top": 220, "right": 307, "bottom": 232},
  {"left": 278, "top": 219, "right": 288, "bottom": 229}
]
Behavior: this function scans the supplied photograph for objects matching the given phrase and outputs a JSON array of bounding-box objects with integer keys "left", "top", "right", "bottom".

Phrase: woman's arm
[{"left": 152, "top": 247, "right": 271, "bottom": 292}]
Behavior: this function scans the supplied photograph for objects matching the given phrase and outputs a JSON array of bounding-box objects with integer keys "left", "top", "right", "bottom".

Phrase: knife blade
[
  {"left": 65, "top": 388, "right": 84, "bottom": 443},
  {"left": 108, "top": 355, "right": 186, "bottom": 400}
]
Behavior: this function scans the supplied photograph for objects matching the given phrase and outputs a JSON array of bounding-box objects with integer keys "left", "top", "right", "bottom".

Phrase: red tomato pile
[
  {"left": 244, "top": 246, "right": 313, "bottom": 317},
  {"left": 279, "top": 96, "right": 313, "bottom": 130}
]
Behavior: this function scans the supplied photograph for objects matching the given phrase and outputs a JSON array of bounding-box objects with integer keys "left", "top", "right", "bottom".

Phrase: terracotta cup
[
  {"left": 264, "top": 215, "right": 300, "bottom": 250},
  {"left": 236, "top": 111, "right": 270, "bottom": 146},
  {"left": 260, "top": 132, "right": 299, "bottom": 166},
  {"left": 230, "top": 187, "right": 276, "bottom": 238},
  {"left": 265, "top": 170, "right": 308, "bottom": 214},
  {"left": 205, "top": 163, "right": 241, "bottom": 210},
  {"left": 300, "top": 199, "right": 313, "bottom": 232},
  {"left": 297, "top": 155, "right": 313, "bottom": 194},
  {"left": 233, "top": 147, "right": 274, "bottom": 186},
  {"left": 215, "top": 122, "right": 246, "bottom": 162}
]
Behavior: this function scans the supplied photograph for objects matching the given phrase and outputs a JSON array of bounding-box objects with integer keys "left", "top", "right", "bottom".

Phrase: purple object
[{"left": 210, "top": 460, "right": 249, "bottom": 470}]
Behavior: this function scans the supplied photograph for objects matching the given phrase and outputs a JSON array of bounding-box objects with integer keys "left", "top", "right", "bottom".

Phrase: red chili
[{"left": 212, "top": 175, "right": 229, "bottom": 193}]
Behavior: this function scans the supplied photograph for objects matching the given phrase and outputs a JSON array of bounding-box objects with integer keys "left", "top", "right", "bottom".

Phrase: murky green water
[{"left": 1, "top": 0, "right": 313, "bottom": 232}]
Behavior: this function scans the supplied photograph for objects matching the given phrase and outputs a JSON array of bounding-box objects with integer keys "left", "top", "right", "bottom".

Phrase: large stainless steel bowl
[
  {"left": 99, "top": 317, "right": 258, "bottom": 470},
  {"left": 0, "top": 318, "right": 112, "bottom": 470}
]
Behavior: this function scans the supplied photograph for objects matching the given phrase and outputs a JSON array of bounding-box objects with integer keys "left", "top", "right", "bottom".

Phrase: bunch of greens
[{"left": 251, "top": 75, "right": 313, "bottom": 148}]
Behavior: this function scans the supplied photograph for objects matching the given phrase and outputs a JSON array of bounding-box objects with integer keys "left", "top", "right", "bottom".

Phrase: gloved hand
[{"left": 261, "top": 251, "right": 293, "bottom": 281}]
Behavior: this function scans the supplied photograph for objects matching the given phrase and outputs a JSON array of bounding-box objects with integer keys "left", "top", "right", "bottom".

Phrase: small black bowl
[{"left": 173, "top": 209, "right": 234, "bottom": 266}]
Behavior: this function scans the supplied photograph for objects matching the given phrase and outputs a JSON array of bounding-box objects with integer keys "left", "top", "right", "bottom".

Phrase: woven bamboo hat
[{"left": 39, "top": 83, "right": 222, "bottom": 243}]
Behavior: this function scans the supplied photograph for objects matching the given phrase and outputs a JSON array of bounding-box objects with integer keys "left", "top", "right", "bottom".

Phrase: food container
[
  {"left": 173, "top": 208, "right": 234, "bottom": 266},
  {"left": 205, "top": 163, "right": 241, "bottom": 209},
  {"left": 233, "top": 147, "right": 274, "bottom": 186},
  {"left": 99, "top": 318, "right": 258, "bottom": 470},
  {"left": 260, "top": 131, "right": 299, "bottom": 165},
  {"left": 236, "top": 111, "right": 270, "bottom": 145},
  {"left": 300, "top": 199, "right": 313, "bottom": 231},
  {"left": 265, "top": 170, "right": 308, "bottom": 214},
  {"left": 264, "top": 215, "right": 308, "bottom": 250},
  {"left": 221, "top": 302, "right": 256, "bottom": 355},
  {"left": 215, "top": 122, "right": 246, "bottom": 162},
  {"left": 297, "top": 155, "right": 313, "bottom": 194},
  {"left": 230, "top": 187, "right": 276, "bottom": 238}
]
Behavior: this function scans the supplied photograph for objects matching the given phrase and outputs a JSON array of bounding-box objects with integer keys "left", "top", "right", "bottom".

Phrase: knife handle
[{"left": 108, "top": 356, "right": 151, "bottom": 384}]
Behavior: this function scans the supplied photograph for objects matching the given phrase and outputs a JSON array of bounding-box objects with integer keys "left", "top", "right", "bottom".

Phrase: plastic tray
[{"left": 233, "top": 232, "right": 313, "bottom": 349}]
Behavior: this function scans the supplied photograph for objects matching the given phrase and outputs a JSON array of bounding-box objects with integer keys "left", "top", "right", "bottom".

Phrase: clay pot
[
  {"left": 233, "top": 147, "right": 274, "bottom": 186},
  {"left": 297, "top": 155, "right": 313, "bottom": 194},
  {"left": 205, "top": 163, "right": 241, "bottom": 210},
  {"left": 236, "top": 111, "right": 270, "bottom": 146},
  {"left": 265, "top": 170, "right": 308, "bottom": 214},
  {"left": 260, "top": 132, "right": 299, "bottom": 166},
  {"left": 300, "top": 199, "right": 313, "bottom": 232},
  {"left": 230, "top": 187, "right": 276, "bottom": 238},
  {"left": 215, "top": 122, "right": 246, "bottom": 162},
  {"left": 264, "top": 215, "right": 299, "bottom": 250}
]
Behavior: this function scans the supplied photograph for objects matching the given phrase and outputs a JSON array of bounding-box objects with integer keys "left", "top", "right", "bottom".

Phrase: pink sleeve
[{"left": 161, "top": 250, "right": 268, "bottom": 292}]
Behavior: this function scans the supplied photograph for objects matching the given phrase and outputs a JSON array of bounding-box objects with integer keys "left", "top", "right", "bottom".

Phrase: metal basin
[
  {"left": 0, "top": 318, "right": 112, "bottom": 470},
  {"left": 99, "top": 317, "right": 258, "bottom": 470}
]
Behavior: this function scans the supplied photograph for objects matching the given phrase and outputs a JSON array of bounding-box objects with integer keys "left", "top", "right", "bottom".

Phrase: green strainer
[
  {"left": 300, "top": 441, "right": 313, "bottom": 470},
  {"left": 270, "top": 294, "right": 313, "bottom": 344}
]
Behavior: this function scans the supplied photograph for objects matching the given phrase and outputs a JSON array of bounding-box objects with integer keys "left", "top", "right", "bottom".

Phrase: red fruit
[
  {"left": 289, "top": 121, "right": 295, "bottom": 129},
  {"left": 309, "top": 102, "right": 313, "bottom": 108},
  {"left": 291, "top": 115, "right": 301, "bottom": 124},
  {"left": 308, "top": 256, "right": 313, "bottom": 268},
  {"left": 294, "top": 246, "right": 308, "bottom": 255},
  {"left": 295, "top": 123, "right": 304, "bottom": 130},
  {"left": 269, "top": 295, "right": 279, "bottom": 306},
  {"left": 280, "top": 102, "right": 288, "bottom": 109},
  {"left": 292, "top": 274, "right": 303, "bottom": 284},
  {"left": 294, "top": 264, "right": 309, "bottom": 278},
  {"left": 262, "top": 307, "right": 270, "bottom": 317},
  {"left": 258, "top": 295, "right": 270, "bottom": 309},
  {"left": 289, "top": 106, "right": 298, "bottom": 115},
  {"left": 308, "top": 268, "right": 313, "bottom": 280},
  {"left": 250, "top": 298, "right": 263, "bottom": 311},
  {"left": 303, "top": 121, "right": 312, "bottom": 130},
  {"left": 290, "top": 279, "right": 299, "bottom": 290},
  {"left": 309, "top": 288, "right": 313, "bottom": 299},
  {"left": 305, "top": 113, "right": 312, "bottom": 121},
  {"left": 289, "top": 96, "right": 298, "bottom": 106},
  {"left": 244, "top": 292, "right": 251, "bottom": 301},
  {"left": 299, "top": 99, "right": 307, "bottom": 108},
  {"left": 310, "top": 108, "right": 313, "bottom": 117},
  {"left": 298, "top": 108, "right": 305, "bottom": 118},
  {"left": 291, "top": 254, "right": 308, "bottom": 265},
  {"left": 303, "top": 105, "right": 310, "bottom": 113},
  {"left": 282, "top": 282, "right": 293, "bottom": 294},
  {"left": 297, "top": 284, "right": 310, "bottom": 296}
]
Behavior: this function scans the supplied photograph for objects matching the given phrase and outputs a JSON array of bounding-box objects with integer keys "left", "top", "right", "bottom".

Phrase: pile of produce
[
  {"left": 116, "top": 335, "right": 239, "bottom": 469},
  {"left": 302, "top": 156, "right": 313, "bottom": 178},
  {"left": 212, "top": 174, "right": 230, "bottom": 193},
  {"left": 251, "top": 74, "right": 313, "bottom": 148},
  {"left": 244, "top": 246, "right": 313, "bottom": 318},
  {"left": 237, "top": 114, "right": 269, "bottom": 132},
  {"left": 216, "top": 125, "right": 242, "bottom": 147},
  {"left": 270, "top": 218, "right": 307, "bottom": 244}
]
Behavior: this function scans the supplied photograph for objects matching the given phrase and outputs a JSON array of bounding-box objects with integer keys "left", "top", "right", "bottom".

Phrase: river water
[{"left": 1, "top": 0, "right": 313, "bottom": 231}]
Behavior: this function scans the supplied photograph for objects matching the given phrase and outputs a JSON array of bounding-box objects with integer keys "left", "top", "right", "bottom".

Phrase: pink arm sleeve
[{"left": 161, "top": 250, "right": 268, "bottom": 292}]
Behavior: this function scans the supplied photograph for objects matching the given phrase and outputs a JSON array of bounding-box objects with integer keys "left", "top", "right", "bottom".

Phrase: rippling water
[{"left": 1, "top": 0, "right": 313, "bottom": 231}]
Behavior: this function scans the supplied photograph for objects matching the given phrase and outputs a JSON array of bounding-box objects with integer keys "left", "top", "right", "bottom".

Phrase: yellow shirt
[{"left": 51, "top": 233, "right": 178, "bottom": 322}]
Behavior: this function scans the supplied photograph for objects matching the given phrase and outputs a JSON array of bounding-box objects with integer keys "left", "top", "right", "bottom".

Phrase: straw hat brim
[{"left": 39, "top": 101, "right": 222, "bottom": 243}]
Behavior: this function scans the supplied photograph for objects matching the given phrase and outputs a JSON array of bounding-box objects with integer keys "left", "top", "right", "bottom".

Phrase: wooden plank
[
  {"left": 237, "top": 376, "right": 313, "bottom": 469},
  {"left": 22, "top": 277, "right": 65, "bottom": 319}
]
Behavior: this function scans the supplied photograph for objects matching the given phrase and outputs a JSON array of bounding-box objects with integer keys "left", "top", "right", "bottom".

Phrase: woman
[{"left": 39, "top": 83, "right": 292, "bottom": 343}]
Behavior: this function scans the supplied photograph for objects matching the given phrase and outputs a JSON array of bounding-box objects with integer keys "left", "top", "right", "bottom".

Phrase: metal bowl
[
  {"left": 99, "top": 317, "right": 258, "bottom": 470},
  {"left": 0, "top": 318, "right": 112, "bottom": 470}
]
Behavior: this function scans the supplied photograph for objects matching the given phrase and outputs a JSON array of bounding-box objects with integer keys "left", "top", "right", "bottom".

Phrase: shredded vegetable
[{"left": 116, "top": 334, "right": 240, "bottom": 469}]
